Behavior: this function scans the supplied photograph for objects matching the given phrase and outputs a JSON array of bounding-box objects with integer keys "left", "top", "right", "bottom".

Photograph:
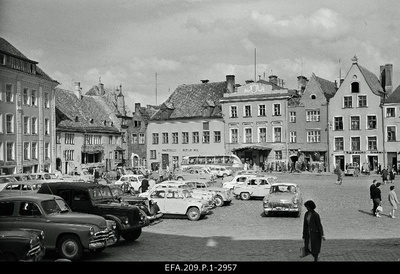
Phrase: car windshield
[
  {"left": 42, "top": 198, "right": 70, "bottom": 214},
  {"left": 89, "top": 186, "right": 113, "bottom": 200},
  {"left": 270, "top": 185, "right": 297, "bottom": 194}
]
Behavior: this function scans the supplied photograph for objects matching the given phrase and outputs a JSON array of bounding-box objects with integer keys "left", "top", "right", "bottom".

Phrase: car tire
[
  {"left": 122, "top": 228, "right": 142, "bottom": 241},
  {"left": 240, "top": 192, "right": 251, "bottom": 200},
  {"left": 186, "top": 207, "right": 201, "bottom": 221},
  {"left": 215, "top": 196, "right": 224, "bottom": 207},
  {"left": 58, "top": 235, "right": 83, "bottom": 261}
]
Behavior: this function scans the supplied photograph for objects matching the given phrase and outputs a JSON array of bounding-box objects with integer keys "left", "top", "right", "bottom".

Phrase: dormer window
[
  {"left": 351, "top": 82, "right": 359, "bottom": 93},
  {"left": 310, "top": 94, "right": 317, "bottom": 100},
  {"left": 75, "top": 116, "right": 79, "bottom": 122}
]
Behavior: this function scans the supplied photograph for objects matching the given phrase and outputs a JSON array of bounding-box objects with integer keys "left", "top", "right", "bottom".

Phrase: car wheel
[
  {"left": 58, "top": 235, "right": 83, "bottom": 261},
  {"left": 240, "top": 192, "right": 251, "bottom": 200},
  {"left": 187, "top": 207, "right": 201, "bottom": 221},
  {"left": 215, "top": 196, "right": 224, "bottom": 207},
  {"left": 122, "top": 228, "right": 142, "bottom": 241}
]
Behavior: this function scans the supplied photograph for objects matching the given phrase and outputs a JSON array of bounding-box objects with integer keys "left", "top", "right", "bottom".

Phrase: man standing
[
  {"left": 372, "top": 183, "right": 382, "bottom": 217},
  {"left": 370, "top": 180, "right": 377, "bottom": 213}
]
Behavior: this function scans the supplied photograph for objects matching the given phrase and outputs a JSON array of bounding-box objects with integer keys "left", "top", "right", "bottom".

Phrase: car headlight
[
  {"left": 89, "top": 226, "right": 95, "bottom": 236},
  {"left": 29, "top": 238, "right": 35, "bottom": 249}
]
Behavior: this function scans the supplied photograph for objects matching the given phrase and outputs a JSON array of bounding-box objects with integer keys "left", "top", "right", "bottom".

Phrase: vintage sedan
[
  {"left": 0, "top": 228, "right": 45, "bottom": 262},
  {"left": 262, "top": 183, "right": 303, "bottom": 217},
  {"left": 0, "top": 194, "right": 117, "bottom": 261},
  {"left": 147, "top": 188, "right": 211, "bottom": 221},
  {"left": 184, "top": 179, "right": 234, "bottom": 207},
  {"left": 173, "top": 167, "right": 216, "bottom": 182},
  {"left": 233, "top": 176, "right": 276, "bottom": 200},
  {"left": 222, "top": 174, "right": 258, "bottom": 190},
  {"left": 0, "top": 180, "right": 43, "bottom": 195}
]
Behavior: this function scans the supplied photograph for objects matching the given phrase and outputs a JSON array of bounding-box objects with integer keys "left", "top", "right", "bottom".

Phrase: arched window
[
  {"left": 351, "top": 82, "right": 359, "bottom": 93},
  {"left": 310, "top": 94, "right": 317, "bottom": 100}
]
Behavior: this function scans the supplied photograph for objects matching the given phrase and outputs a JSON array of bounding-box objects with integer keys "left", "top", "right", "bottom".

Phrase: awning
[{"left": 231, "top": 145, "right": 272, "bottom": 152}]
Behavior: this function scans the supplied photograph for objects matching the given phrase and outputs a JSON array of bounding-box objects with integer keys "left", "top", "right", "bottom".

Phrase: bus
[{"left": 180, "top": 154, "right": 243, "bottom": 171}]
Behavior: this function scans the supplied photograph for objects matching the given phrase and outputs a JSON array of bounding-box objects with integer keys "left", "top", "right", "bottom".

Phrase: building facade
[
  {"left": 0, "top": 37, "right": 58, "bottom": 174},
  {"left": 220, "top": 75, "right": 291, "bottom": 170}
]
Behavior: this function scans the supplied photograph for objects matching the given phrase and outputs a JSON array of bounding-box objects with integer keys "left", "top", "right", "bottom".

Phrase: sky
[{"left": 1, "top": 0, "right": 400, "bottom": 111}]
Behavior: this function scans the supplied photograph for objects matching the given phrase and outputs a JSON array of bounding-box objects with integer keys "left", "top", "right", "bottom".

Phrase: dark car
[
  {"left": 0, "top": 228, "right": 45, "bottom": 262},
  {"left": 38, "top": 182, "right": 150, "bottom": 244},
  {"left": 0, "top": 194, "right": 116, "bottom": 261}
]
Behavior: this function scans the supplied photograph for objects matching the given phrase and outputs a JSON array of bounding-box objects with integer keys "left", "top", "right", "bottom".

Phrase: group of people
[{"left": 370, "top": 179, "right": 399, "bottom": 218}]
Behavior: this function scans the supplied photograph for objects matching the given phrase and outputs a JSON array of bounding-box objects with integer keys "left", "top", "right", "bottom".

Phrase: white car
[
  {"left": 232, "top": 176, "right": 276, "bottom": 200},
  {"left": 222, "top": 174, "right": 258, "bottom": 190},
  {"left": 114, "top": 174, "right": 147, "bottom": 192},
  {"left": 207, "top": 166, "right": 233, "bottom": 177}
]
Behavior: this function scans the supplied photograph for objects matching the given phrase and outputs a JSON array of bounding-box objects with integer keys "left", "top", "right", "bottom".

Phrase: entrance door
[
  {"left": 368, "top": 156, "right": 378, "bottom": 172},
  {"left": 161, "top": 154, "right": 169, "bottom": 170},
  {"left": 335, "top": 156, "right": 344, "bottom": 171}
]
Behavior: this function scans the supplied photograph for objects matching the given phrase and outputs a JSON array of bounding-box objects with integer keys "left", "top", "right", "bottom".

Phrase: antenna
[{"left": 155, "top": 72, "right": 158, "bottom": 105}]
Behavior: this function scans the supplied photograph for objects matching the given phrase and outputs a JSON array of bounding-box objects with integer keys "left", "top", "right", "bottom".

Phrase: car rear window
[{"left": 0, "top": 201, "right": 14, "bottom": 216}]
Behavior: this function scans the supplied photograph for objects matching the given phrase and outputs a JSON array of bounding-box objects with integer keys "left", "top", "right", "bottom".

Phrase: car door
[
  {"left": 149, "top": 189, "right": 166, "bottom": 213},
  {"left": 255, "top": 178, "right": 271, "bottom": 197},
  {"left": 164, "top": 189, "right": 187, "bottom": 215}
]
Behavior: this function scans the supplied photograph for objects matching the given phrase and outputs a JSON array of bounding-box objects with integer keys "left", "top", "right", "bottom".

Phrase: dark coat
[
  {"left": 370, "top": 184, "right": 376, "bottom": 199},
  {"left": 372, "top": 187, "right": 381, "bottom": 201},
  {"left": 141, "top": 179, "right": 150, "bottom": 193},
  {"left": 303, "top": 210, "right": 324, "bottom": 255}
]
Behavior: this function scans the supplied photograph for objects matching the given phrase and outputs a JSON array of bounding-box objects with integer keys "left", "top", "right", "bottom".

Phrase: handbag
[
  {"left": 377, "top": 205, "right": 383, "bottom": 212},
  {"left": 300, "top": 246, "right": 310, "bottom": 258}
]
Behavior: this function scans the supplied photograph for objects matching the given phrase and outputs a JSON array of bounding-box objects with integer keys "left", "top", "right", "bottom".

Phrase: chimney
[
  {"left": 98, "top": 82, "right": 105, "bottom": 95},
  {"left": 226, "top": 75, "right": 235, "bottom": 93},
  {"left": 135, "top": 103, "right": 141, "bottom": 114},
  {"left": 380, "top": 64, "right": 393, "bottom": 95},
  {"left": 245, "top": 80, "right": 254, "bottom": 84},
  {"left": 297, "top": 75, "right": 308, "bottom": 93},
  {"left": 74, "top": 82, "right": 82, "bottom": 99},
  {"left": 269, "top": 75, "right": 278, "bottom": 86},
  {"left": 201, "top": 79, "right": 209, "bottom": 83}
]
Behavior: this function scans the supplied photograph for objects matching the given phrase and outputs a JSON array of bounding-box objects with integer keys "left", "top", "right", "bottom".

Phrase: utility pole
[{"left": 254, "top": 48, "right": 257, "bottom": 82}]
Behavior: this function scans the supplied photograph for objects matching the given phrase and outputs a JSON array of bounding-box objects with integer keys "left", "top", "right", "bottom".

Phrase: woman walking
[
  {"left": 302, "top": 200, "right": 326, "bottom": 262},
  {"left": 388, "top": 185, "right": 399, "bottom": 218}
]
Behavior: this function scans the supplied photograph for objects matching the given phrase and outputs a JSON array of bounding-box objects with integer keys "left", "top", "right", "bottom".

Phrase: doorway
[{"left": 335, "top": 155, "right": 344, "bottom": 171}]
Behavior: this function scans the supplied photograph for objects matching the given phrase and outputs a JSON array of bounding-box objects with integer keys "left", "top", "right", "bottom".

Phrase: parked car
[
  {"left": 109, "top": 185, "right": 163, "bottom": 224},
  {"left": 0, "top": 228, "right": 45, "bottom": 262},
  {"left": 63, "top": 170, "right": 94, "bottom": 183},
  {"left": 207, "top": 166, "right": 233, "bottom": 178},
  {"left": 37, "top": 182, "right": 150, "bottom": 244},
  {"left": 114, "top": 174, "right": 148, "bottom": 193},
  {"left": 3, "top": 173, "right": 35, "bottom": 182},
  {"left": 233, "top": 176, "right": 276, "bottom": 200},
  {"left": 147, "top": 188, "right": 211, "bottom": 221},
  {"left": 0, "top": 194, "right": 117, "bottom": 260},
  {"left": 0, "top": 180, "right": 43, "bottom": 195},
  {"left": 222, "top": 174, "right": 258, "bottom": 190},
  {"left": 0, "top": 176, "right": 18, "bottom": 184},
  {"left": 173, "top": 167, "right": 216, "bottom": 182},
  {"left": 184, "top": 179, "right": 234, "bottom": 207},
  {"left": 345, "top": 163, "right": 360, "bottom": 177},
  {"left": 30, "top": 172, "right": 64, "bottom": 182},
  {"left": 262, "top": 182, "right": 303, "bottom": 217},
  {"left": 233, "top": 169, "right": 263, "bottom": 176}
]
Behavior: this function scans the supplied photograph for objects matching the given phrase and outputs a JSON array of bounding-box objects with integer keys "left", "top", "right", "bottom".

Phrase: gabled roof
[
  {"left": 151, "top": 81, "right": 226, "bottom": 120},
  {"left": 357, "top": 64, "right": 385, "bottom": 96},
  {"left": 55, "top": 88, "right": 119, "bottom": 133},
  {"left": 314, "top": 74, "right": 337, "bottom": 100},
  {"left": 384, "top": 85, "right": 400, "bottom": 104}
]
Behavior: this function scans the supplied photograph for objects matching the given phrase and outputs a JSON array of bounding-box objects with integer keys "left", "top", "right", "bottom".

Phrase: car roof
[
  {"left": 270, "top": 182, "right": 298, "bottom": 186},
  {"left": 0, "top": 193, "right": 62, "bottom": 202},
  {"left": 39, "top": 182, "right": 110, "bottom": 192}
]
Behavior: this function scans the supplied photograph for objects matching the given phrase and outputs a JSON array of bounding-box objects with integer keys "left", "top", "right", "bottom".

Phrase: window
[
  {"left": 44, "top": 92, "right": 49, "bottom": 108},
  {"left": 306, "top": 110, "right": 320, "bottom": 122},
  {"left": 192, "top": 132, "right": 199, "bottom": 143},
  {"left": 334, "top": 117, "right": 343, "bottom": 131},
  {"left": 6, "top": 142, "right": 14, "bottom": 161},
  {"left": 23, "top": 88, "right": 29, "bottom": 105},
  {"left": 335, "top": 137, "right": 344, "bottom": 151},
  {"left": 152, "top": 133, "right": 159, "bottom": 144},
  {"left": 203, "top": 121, "right": 209, "bottom": 130},
  {"left": 150, "top": 150, "right": 156, "bottom": 159},
  {"left": 132, "top": 133, "right": 138, "bottom": 144},
  {"left": 244, "top": 105, "right": 251, "bottom": 117},
  {"left": 230, "top": 128, "right": 238, "bottom": 144},
  {"left": 5, "top": 84, "right": 13, "bottom": 102},
  {"left": 31, "top": 90, "right": 37, "bottom": 106},
  {"left": 310, "top": 94, "right": 317, "bottom": 100},
  {"left": 367, "top": 115, "right": 377, "bottom": 129},
  {"left": 258, "top": 104, "right": 266, "bottom": 116},
  {"left": 31, "top": 117, "right": 37, "bottom": 134},
  {"left": 259, "top": 128, "right": 266, "bottom": 143},
  {"left": 0, "top": 114, "right": 2, "bottom": 133},
  {"left": 386, "top": 107, "right": 396, "bottom": 117},
  {"left": 214, "top": 131, "right": 221, "bottom": 143},
  {"left": 244, "top": 128, "right": 252, "bottom": 143},
  {"left": 23, "top": 142, "right": 30, "bottom": 160},
  {"left": 350, "top": 116, "right": 360, "bottom": 130},
  {"left": 64, "top": 150, "right": 74, "bottom": 161},
  {"left": 172, "top": 132, "right": 178, "bottom": 144},
  {"left": 289, "top": 111, "right": 296, "bottom": 123},
  {"left": 307, "top": 130, "right": 320, "bottom": 143},
  {"left": 275, "top": 150, "right": 282, "bottom": 160},
  {"left": 273, "top": 104, "right": 281, "bottom": 116},
  {"left": 358, "top": 95, "right": 367, "bottom": 107},
  {"left": 351, "top": 82, "right": 359, "bottom": 93},
  {"left": 65, "top": 133, "right": 74, "bottom": 145},
  {"left": 23, "top": 116, "right": 30, "bottom": 134},
  {"left": 0, "top": 142, "right": 3, "bottom": 161},
  {"left": 45, "top": 143, "right": 50, "bottom": 159},
  {"left": 202, "top": 131, "right": 210, "bottom": 143},
  {"left": 6, "top": 114, "right": 14, "bottom": 134},
  {"left": 273, "top": 127, "right": 281, "bottom": 142},
  {"left": 182, "top": 132, "right": 189, "bottom": 144},
  {"left": 56, "top": 133, "right": 61, "bottom": 144},
  {"left": 134, "top": 120, "right": 141, "bottom": 127},
  {"left": 343, "top": 96, "right": 352, "bottom": 108},
  {"left": 289, "top": 131, "right": 297, "bottom": 143},
  {"left": 368, "top": 137, "right": 377, "bottom": 150},
  {"left": 230, "top": 106, "right": 238, "bottom": 118},
  {"left": 139, "top": 133, "right": 145, "bottom": 144},
  {"left": 387, "top": 126, "right": 396, "bottom": 141},
  {"left": 351, "top": 137, "right": 360, "bottom": 151},
  {"left": 44, "top": 119, "right": 50, "bottom": 135},
  {"left": 162, "top": 133, "right": 169, "bottom": 144}
]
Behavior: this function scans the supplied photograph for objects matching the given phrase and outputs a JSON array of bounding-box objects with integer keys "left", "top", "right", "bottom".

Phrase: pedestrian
[
  {"left": 389, "top": 168, "right": 395, "bottom": 184},
  {"left": 372, "top": 182, "right": 382, "bottom": 217},
  {"left": 382, "top": 167, "right": 389, "bottom": 184},
  {"left": 370, "top": 179, "right": 377, "bottom": 213},
  {"left": 388, "top": 185, "right": 399, "bottom": 218},
  {"left": 302, "top": 200, "right": 326, "bottom": 262},
  {"left": 140, "top": 176, "right": 150, "bottom": 193},
  {"left": 334, "top": 164, "right": 342, "bottom": 185}
]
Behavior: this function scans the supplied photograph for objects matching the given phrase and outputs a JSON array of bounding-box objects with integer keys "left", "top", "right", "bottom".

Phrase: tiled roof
[
  {"left": 257, "top": 79, "right": 286, "bottom": 90},
  {"left": 151, "top": 81, "right": 227, "bottom": 120},
  {"left": 384, "top": 85, "right": 400, "bottom": 103},
  {"left": 314, "top": 74, "right": 337, "bottom": 100},
  {"left": 55, "top": 88, "right": 119, "bottom": 133},
  {"left": 358, "top": 64, "right": 385, "bottom": 96},
  {"left": 0, "top": 37, "right": 56, "bottom": 83},
  {"left": 86, "top": 85, "right": 132, "bottom": 117}
]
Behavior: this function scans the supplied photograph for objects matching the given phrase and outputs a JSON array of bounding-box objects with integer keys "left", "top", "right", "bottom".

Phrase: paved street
[{"left": 42, "top": 171, "right": 400, "bottom": 263}]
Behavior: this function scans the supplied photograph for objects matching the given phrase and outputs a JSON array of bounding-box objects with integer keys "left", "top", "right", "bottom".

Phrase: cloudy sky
[{"left": 1, "top": 0, "right": 399, "bottom": 110}]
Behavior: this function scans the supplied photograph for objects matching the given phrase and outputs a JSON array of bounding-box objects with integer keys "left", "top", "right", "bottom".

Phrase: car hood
[
  {"left": 266, "top": 193, "right": 295, "bottom": 203},
  {"left": 50, "top": 212, "right": 107, "bottom": 228}
]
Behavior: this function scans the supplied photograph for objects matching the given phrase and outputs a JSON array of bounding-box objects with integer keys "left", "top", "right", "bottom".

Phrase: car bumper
[
  {"left": 22, "top": 245, "right": 46, "bottom": 262},
  {"left": 264, "top": 207, "right": 300, "bottom": 213}
]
